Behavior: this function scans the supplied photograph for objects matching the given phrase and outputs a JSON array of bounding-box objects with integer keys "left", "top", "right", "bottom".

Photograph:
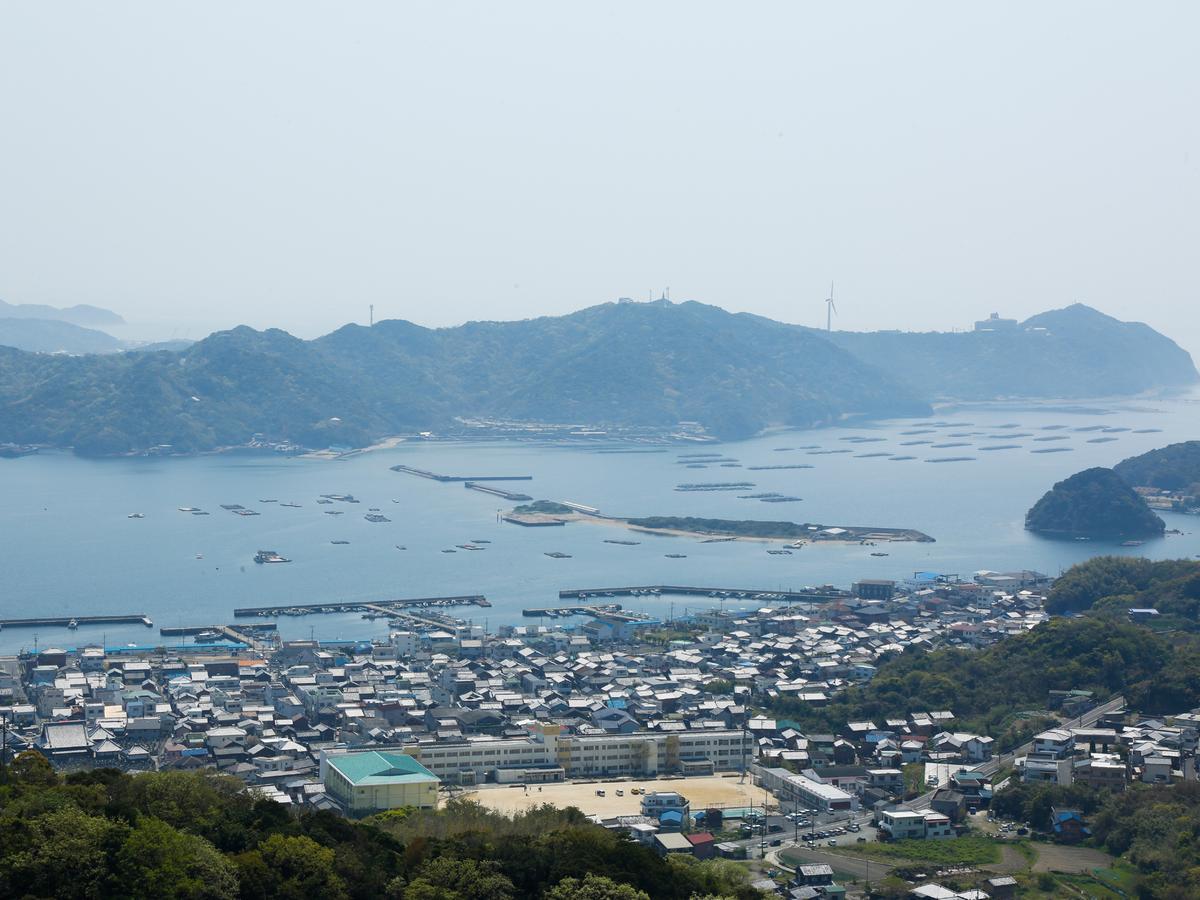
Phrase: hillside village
[{"left": 4, "top": 567, "right": 1196, "bottom": 898}]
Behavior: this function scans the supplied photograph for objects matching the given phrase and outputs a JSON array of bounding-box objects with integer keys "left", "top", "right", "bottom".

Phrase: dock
[
  {"left": 233, "top": 595, "right": 490, "bottom": 618},
  {"left": 0, "top": 613, "right": 153, "bottom": 631},
  {"left": 159, "top": 623, "right": 278, "bottom": 636},
  {"left": 159, "top": 623, "right": 275, "bottom": 650},
  {"left": 465, "top": 481, "right": 533, "bottom": 502},
  {"left": 557, "top": 585, "right": 852, "bottom": 603},
  {"left": 522, "top": 603, "right": 623, "bottom": 618},
  {"left": 391, "top": 465, "right": 532, "bottom": 482}
]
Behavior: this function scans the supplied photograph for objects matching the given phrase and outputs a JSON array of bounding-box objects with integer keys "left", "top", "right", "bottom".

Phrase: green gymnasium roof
[{"left": 328, "top": 750, "right": 438, "bottom": 786}]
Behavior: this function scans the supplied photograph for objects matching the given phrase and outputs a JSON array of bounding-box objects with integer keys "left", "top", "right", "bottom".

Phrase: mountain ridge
[
  {"left": 0, "top": 298, "right": 124, "bottom": 328},
  {"left": 819, "top": 302, "right": 1197, "bottom": 400},
  {"left": 0, "top": 299, "right": 1194, "bottom": 456}
]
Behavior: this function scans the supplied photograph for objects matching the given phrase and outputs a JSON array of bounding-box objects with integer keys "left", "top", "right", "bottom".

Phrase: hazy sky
[{"left": 2, "top": 2, "right": 1197, "bottom": 356}]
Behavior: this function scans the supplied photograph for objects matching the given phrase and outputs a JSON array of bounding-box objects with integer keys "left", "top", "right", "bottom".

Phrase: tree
[
  {"left": 403, "top": 857, "right": 514, "bottom": 900},
  {"left": 256, "top": 833, "right": 348, "bottom": 900},
  {"left": 545, "top": 873, "right": 651, "bottom": 900},
  {"left": 115, "top": 816, "right": 238, "bottom": 900},
  {"left": 0, "top": 806, "right": 127, "bottom": 899},
  {"left": 8, "top": 749, "right": 57, "bottom": 786}
]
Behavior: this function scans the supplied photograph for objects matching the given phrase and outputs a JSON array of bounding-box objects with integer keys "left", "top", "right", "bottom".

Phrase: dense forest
[
  {"left": 1045, "top": 555, "right": 1200, "bottom": 617},
  {"left": 0, "top": 756, "right": 763, "bottom": 900},
  {"left": 1115, "top": 440, "right": 1200, "bottom": 499},
  {"left": 1024, "top": 467, "right": 1165, "bottom": 539},
  {"left": 768, "top": 615, "right": 1200, "bottom": 742},
  {"left": 993, "top": 781, "right": 1200, "bottom": 900}
]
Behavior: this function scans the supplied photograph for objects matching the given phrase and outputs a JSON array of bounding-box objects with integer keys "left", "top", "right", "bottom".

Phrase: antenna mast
[{"left": 369, "top": 304, "right": 374, "bottom": 327}]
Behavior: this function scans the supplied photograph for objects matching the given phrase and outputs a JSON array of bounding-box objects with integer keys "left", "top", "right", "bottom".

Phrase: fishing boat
[
  {"left": 127, "top": 513, "right": 145, "bottom": 519},
  {"left": 67, "top": 618, "right": 78, "bottom": 629}
]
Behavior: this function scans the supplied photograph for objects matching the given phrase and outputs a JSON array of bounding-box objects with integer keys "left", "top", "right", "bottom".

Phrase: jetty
[
  {"left": 465, "top": 482, "right": 533, "bottom": 502},
  {"left": 557, "top": 585, "right": 852, "bottom": 603},
  {"left": 233, "top": 595, "right": 490, "bottom": 618},
  {"left": 0, "top": 613, "right": 153, "bottom": 631},
  {"left": 391, "top": 465, "right": 532, "bottom": 482}
]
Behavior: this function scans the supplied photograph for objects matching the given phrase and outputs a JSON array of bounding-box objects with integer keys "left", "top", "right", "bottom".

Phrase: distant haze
[{"left": 1, "top": 2, "right": 1197, "bottom": 357}]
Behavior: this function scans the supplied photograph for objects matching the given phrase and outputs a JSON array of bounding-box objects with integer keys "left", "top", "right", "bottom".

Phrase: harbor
[
  {"left": 232, "top": 595, "right": 491, "bottom": 618},
  {"left": 557, "top": 585, "right": 853, "bottom": 603},
  {"left": 159, "top": 623, "right": 276, "bottom": 649},
  {"left": 521, "top": 603, "right": 624, "bottom": 618}
]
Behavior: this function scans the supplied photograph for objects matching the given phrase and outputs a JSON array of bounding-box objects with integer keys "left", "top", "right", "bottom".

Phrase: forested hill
[
  {"left": 1114, "top": 440, "right": 1200, "bottom": 492},
  {"left": 0, "top": 300, "right": 929, "bottom": 454},
  {"left": 821, "top": 303, "right": 1198, "bottom": 399},
  {"left": 0, "top": 299, "right": 1194, "bottom": 456},
  {"left": 1024, "top": 467, "right": 1166, "bottom": 540}
]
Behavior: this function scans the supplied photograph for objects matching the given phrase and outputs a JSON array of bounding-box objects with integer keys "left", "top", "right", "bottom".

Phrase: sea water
[{"left": 1, "top": 391, "right": 1198, "bottom": 653}]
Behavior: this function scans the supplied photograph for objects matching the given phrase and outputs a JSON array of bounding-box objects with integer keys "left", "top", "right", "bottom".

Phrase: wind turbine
[{"left": 825, "top": 282, "right": 837, "bottom": 332}]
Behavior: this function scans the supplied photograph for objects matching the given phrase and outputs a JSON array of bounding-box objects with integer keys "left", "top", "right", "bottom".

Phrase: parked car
[{"left": 595, "top": 789, "right": 605, "bottom": 796}]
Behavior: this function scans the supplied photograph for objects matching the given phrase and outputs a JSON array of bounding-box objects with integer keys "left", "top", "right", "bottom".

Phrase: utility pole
[{"left": 1, "top": 711, "right": 8, "bottom": 780}]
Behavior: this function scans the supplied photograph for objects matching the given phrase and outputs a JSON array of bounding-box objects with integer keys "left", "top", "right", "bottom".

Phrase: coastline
[{"left": 300, "top": 435, "right": 408, "bottom": 460}]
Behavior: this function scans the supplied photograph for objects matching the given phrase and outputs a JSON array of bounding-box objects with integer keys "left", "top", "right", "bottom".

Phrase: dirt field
[
  {"left": 1031, "top": 842, "right": 1113, "bottom": 873},
  {"left": 460, "top": 774, "right": 773, "bottom": 818}
]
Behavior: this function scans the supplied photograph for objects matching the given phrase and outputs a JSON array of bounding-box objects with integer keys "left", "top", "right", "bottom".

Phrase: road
[
  {"left": 772, "top": 844, "right": 894, "bottom": 882},
  {"left": 909, "top": 694, "right": 1125, "bottom": 809}
]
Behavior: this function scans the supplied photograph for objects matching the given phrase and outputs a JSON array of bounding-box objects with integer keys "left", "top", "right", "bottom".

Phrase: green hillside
[{"left": 1025, "top": 467, "right": 1165, "bottom": 540}]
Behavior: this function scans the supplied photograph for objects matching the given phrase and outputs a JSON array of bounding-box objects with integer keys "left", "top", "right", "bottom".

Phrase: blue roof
[{"left": 658, "top": 810, "right": 683, "bottom": 823}]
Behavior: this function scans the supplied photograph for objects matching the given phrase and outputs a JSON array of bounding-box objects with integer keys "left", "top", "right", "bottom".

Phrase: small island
[
  {"left": 503, "top": 503, "right": 934, "bottom": 543},
  {"left": 1025, "top": 466, "right": 1165, "bottom": 540}
]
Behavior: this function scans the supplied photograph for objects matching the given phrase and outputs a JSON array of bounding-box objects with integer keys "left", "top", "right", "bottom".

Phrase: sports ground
[{"left": 461, "top": 773, "right": 775, "bottom": 818}]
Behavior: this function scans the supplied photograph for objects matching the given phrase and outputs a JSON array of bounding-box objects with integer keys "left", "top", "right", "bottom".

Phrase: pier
[
  {"left": 0, "top": 613, "right": 153, "bottom": 631},
  {"left": 464, "top": 481, "right": 533, "bottom": 501},
  {"left": 501, "top": 514, "right": 565, "bottom": 527},
  {"left": 557, "top": 585, "right": 852, "bottom": 603},
  {"left": 391, "top": 465, "right": 532, "bottom": 482},
  {"left": 233, "top": 595, "right": 490, "bottom": 618}
]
